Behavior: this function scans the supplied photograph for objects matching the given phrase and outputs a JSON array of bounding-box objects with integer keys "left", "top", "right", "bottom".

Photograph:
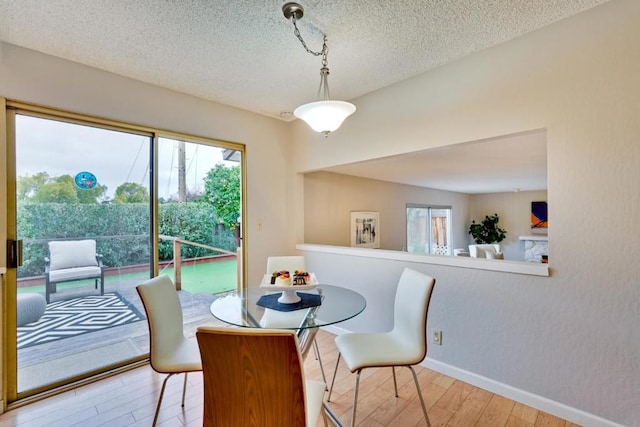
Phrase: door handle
[{"left": 7, "top": 239, "right": 23, "bottom": 268}]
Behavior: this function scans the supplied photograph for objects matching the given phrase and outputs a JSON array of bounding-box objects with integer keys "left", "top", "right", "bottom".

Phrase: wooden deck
[{"left": 18, "top": 278, "right": 224, "bottom": 393}]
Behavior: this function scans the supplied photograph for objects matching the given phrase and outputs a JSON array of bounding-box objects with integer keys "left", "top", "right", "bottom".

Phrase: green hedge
[
  {"left": 157, "top": 203, "right": 236, "bottom": 260},
  {"left": 17, "top": 202, "right": 236, "bottom": 278}
]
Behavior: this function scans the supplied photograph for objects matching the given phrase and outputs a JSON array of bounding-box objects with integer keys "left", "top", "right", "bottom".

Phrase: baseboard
[
  {"left": 320, "top": 327, "right": 623, "bottom": 426},
  {"left": 422, "top": 358, "right": 624, "bottom": 427}
]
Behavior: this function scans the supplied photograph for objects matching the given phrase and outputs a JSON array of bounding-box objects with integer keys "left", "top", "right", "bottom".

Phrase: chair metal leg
[
  {"left": 153, "top": 373, "right": 175, "bottom": 426},
  {"left": 407, "top": 366, "right": 431, "bottom": 427},
  {"left": 328, "top": 353, "right": 341, "bottom": 402},
  {"left": 391, "top": 366, "right": 398, "bottom": 397},
  {"left": 321, "top": 403, "right": 330, "bottom": 427},
  {"left": 322, "top": 402, "right": 344, "bottom": 427},
  {"left": 181, "top": 372, "right": 188, "bottom": 407},
  {"left": 350, "top": 370, "right": 362, "bottom": 427},
  {"left": 313, "top": 339, "right": 328, "bottom": 387}
]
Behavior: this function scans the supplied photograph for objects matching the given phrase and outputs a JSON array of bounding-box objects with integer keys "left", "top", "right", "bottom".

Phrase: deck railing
[
  {"left": 159, "top": 235, "right": 241, "bottom": 291},
  {"left": 17, "top": 235, "right": 241, "bottom": 292}
]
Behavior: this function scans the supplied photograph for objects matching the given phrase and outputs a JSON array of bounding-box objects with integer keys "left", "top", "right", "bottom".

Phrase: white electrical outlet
[{"left": 432, "top": 329, "right": 442, "bottom": 345}]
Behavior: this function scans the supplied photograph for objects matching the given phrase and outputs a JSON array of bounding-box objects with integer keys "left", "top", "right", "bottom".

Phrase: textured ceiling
[
  {"left": 0, "top": 0, "right": 610, "bottom": 120},
  {"left": 0, "top": 1, "right": 610, "bottom": 193}
]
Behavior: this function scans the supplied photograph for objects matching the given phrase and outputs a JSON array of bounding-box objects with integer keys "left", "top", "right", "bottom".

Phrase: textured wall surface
[{"left": 294, "top": 1, "right": 640, "bottom": 425}]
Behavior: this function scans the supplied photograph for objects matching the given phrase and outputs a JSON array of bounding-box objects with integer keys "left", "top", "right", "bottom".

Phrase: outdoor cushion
[
  {"left": 48, "top": 266, "right": 103, "bottom": 283},
  {"left": 48, "top": 240, "right": 98, "bottom": 271},
  {"left": 17, "top": 293, "right": 46, "bottom": 327}
]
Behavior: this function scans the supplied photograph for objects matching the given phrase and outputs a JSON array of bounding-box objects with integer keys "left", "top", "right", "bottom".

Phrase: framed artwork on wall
[
  {"left": 531, "top": 201, "right": 548, "bottom": 234},
  {"left": 350, "top": 211, "right": 380, "bottom": 248}
]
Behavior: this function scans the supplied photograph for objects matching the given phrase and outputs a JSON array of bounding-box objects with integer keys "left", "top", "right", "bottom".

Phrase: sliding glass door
[
  {"left": 406, "top": 204, "right": 452, "bottom": 255},
  {"left": 4, "top": 103, "right": 245, "bottom": 404},
  {"left": 13, "top": 113, "right": 153, "bottom": 395},
  {"left": 156, "top": 137, "right": 241, "bottom": 296}
]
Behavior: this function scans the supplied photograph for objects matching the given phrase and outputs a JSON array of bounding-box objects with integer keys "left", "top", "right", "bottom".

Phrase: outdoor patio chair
[{"left": 45, "top": 239, "right": 105, "bottom": 303}]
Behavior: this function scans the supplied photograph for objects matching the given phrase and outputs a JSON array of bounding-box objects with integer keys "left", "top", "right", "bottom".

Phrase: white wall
[{"left": 295, "top": 1, "right": 640, "bottom": 425}]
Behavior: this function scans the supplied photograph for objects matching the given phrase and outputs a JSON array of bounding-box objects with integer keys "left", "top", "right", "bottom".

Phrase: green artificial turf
[
  {"left": 160, "top": 260, "right": 238, "bottom": 295},
  {"left": 17, "top": 259, "right": 237, "bottom": 296}
]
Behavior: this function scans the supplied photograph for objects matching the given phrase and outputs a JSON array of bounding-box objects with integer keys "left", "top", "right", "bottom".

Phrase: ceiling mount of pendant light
[{"left": 282, "top": 2, "right": 356, "bottom": 136}]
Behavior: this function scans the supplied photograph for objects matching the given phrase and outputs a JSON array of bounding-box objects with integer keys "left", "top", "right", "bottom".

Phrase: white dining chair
[
  {"left": 266, "top": 255, "right": 307, "bottom": 275},
  {"left": 136, "top": 275, "right": 202, "bottom": 426},
  {"left": 328, "top": 267, "right": 436, "bottom": 427}
]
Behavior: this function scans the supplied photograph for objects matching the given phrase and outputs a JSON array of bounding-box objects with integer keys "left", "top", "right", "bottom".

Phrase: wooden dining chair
[
  {"left": 136, "top": 275, "right": 202, "bottom": 426},
  {"left": 328, "top": 267, "right": 436, "bottom": 427},
  {"left": 196, "top": 326, "right": 328, "bottom": 427}
]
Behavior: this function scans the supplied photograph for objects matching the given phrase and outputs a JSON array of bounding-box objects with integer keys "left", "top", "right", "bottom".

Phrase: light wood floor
[{"left": 1, "top": 330, "right": 579, "bottom": 427}]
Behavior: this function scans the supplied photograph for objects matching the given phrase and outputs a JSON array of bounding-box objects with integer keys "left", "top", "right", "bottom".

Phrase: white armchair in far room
[{"left": 468, "top": 244, "right": 503, "bottom": 259}]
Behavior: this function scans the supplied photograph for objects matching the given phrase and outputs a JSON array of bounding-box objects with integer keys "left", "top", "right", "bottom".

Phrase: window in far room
[{"left": 406, "top": 204, "right": 452, "bottom": 255}]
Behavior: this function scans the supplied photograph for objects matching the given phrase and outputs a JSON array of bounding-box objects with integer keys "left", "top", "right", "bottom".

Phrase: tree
[
  {"left": 17, "top": 172, "right": 49, "bottom": 201},
  {"left": 18, "top": 173, "right": 107, "bottom": 204},
  {"left": 77, "top": 181, "right": 108, "bottom": 203},
  {"left": 202, "top": 164, "right": 240, "bottom": 230},
  {"left": 32, "top": 175, "right": 78, "bottom": 203},
  {"left": 114, "top": 182, "right": 150, "bottom": 203}
]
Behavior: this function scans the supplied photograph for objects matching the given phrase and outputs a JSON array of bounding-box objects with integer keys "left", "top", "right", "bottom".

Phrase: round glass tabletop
[{"left": 210, "top": 284, "right": 366, "bottom": 330}]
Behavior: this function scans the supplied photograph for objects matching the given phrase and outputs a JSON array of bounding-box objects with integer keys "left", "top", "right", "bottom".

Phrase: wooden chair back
[{"left": 196, "top": 327, "right": 308, "bottom": 427}]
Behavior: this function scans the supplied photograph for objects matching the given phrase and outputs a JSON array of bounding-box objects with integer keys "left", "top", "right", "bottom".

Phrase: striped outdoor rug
[{"left": 17, "top": 292, "right": 145, "bottom": 349}]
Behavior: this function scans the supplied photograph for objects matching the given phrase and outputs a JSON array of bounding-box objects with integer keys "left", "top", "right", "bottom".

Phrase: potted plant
[{"left": 468, "top": 213, "right": 507, "bottom": 244}]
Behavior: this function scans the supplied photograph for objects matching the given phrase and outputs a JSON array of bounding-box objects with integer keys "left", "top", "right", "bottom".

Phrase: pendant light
[{"left": 283, "top": 2, "right": 356, "bottom": 136}]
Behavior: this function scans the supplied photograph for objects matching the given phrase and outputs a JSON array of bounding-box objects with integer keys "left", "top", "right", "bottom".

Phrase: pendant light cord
[
  {"left": 291, "top": 14, "right": 326, "bottom": 57},
  {"left": 291, "top": 16, "right": 331, "bottom": 101}
]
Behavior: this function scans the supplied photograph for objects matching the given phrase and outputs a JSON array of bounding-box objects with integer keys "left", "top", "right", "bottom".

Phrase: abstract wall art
[{"left": 531, "top": 201, "right": 548, "bottom": 234}]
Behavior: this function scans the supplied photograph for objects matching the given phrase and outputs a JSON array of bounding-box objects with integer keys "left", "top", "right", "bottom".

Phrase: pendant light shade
[{"left": 294, "top": 100, "right": 356, "bottom": 135}]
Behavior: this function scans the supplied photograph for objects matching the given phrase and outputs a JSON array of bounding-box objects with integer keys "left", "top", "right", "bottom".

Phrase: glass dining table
[
  {"left": 210, "top": 283, "right": 364, "bottom": 427},
  {"left": 209, "top": 284, "right": 366, "bottom": 357}
]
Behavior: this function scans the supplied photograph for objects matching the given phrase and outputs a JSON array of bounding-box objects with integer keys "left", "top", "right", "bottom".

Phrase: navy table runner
[{"left": 256, "top": 292, "right": 322, "bottom": 312}]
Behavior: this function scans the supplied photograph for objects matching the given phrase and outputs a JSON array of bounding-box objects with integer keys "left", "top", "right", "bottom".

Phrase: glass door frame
[{"left": 2, "top": 99, "right": 247, "bottom": 406}]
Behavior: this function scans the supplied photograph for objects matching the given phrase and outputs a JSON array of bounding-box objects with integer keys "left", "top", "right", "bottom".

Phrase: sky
[{"left": 15, "top": 115, "right": 239, "bottom": 200}]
